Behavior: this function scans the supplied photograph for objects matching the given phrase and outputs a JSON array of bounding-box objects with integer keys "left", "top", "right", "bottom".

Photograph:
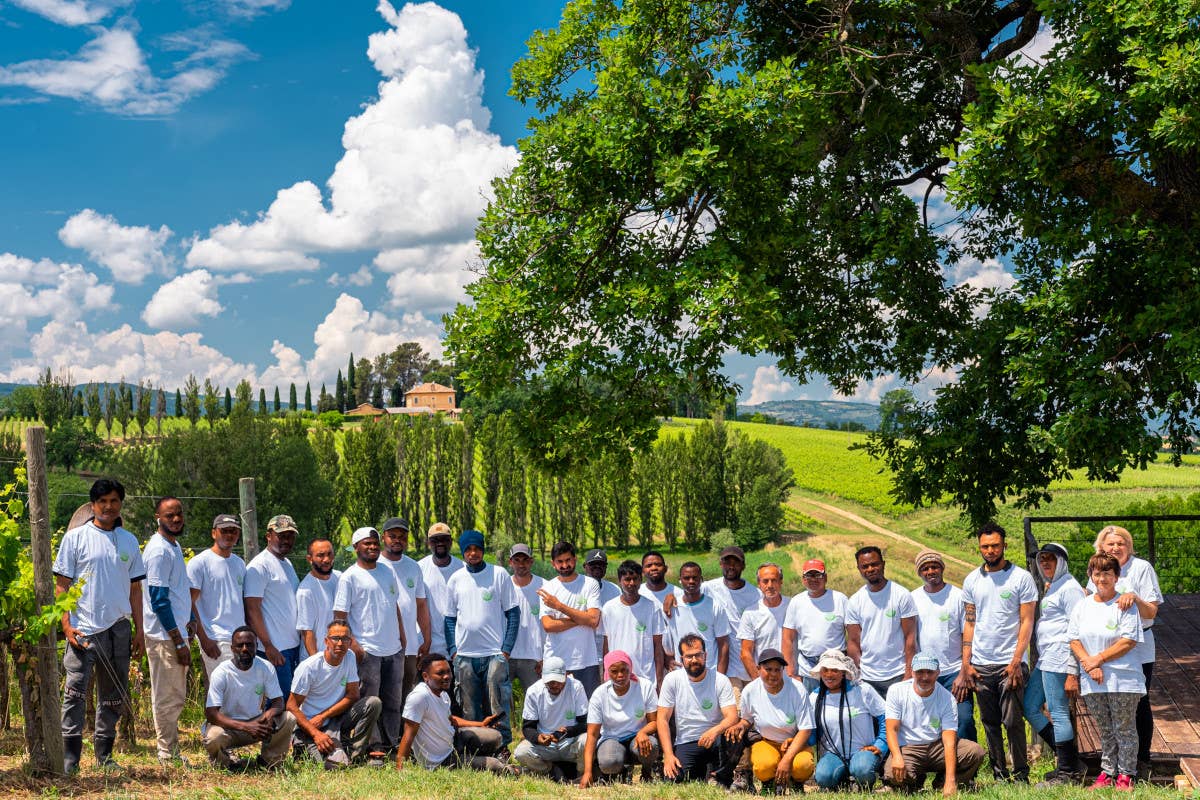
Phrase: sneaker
[
  {"left": 731, "top": 773, "right": 751, "bottom": 792},
  {"left": 1090, "top": 773, "right": 1115, "bottom": 790},
  {"left": 1115, "top": 774, "right": 1134, "bottom": 791}
]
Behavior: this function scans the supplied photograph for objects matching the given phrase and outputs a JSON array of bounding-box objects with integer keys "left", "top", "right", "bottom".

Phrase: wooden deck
[{"left": 1073, "top": 594, "right": 1200, "bottom": 786}]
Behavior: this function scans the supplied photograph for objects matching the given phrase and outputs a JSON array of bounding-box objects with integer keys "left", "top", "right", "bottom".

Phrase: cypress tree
[
  {"left": 304, "top": 382, "right": 312, "bottom": 411},
  {"left": 336, "top": 370, "right": 346, "bottom": 412}
]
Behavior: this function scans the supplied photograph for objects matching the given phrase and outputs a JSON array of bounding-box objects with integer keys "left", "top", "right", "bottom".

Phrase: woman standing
[
  {"left": 579, "top": 650, "right": 659, "bottom": 787},
  {"left": 1024, "top": 542, "right": 1085, "bottom": 785},
  {"left": 1069, "top": 553, "right": 1144, "bottom": 790},
  {"left": 1090, "top": 525, "right": 1163, "bottom": 778},
  {"left": 807, "top": 649, "right": 889, "bottom": 790}
]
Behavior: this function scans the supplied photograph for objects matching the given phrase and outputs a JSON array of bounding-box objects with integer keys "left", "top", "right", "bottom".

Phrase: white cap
[
  {"left": 351, "top": 526, "right": 379, "bottom": 546},
  {"left": 541, "top": 656, "right": 567, "bottom": 684}
]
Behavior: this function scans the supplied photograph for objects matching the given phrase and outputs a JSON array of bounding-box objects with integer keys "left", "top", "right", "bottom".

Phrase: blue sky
[{"left": 1, "top": 0, "right": 1024, "bottom": 404}]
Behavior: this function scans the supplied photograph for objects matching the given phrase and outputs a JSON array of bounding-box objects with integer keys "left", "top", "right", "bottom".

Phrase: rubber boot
[
  {"left": 63, "top": 735, "right": 83, "bottom": 775},
  {"left": 1058, "top": 738, "right": 1083, "bottom": 783},
  {"left": 94, "top": 736, "right": 123, "bottom": 772}
]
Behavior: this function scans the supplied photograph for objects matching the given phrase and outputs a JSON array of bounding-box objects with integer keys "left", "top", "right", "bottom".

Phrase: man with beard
[
  {"left": 142, "top": 496, "right": 194, "bottom": 766},
  {"left": 657, "top": 633, "right": 742, "bottom": 785},
  {"left": 334, "top": 527, "right": 406, "bottom": 765},
  {"left": 297, "top": 538, "right": 343, "bottom": 657},
  {"left": 379, "top": 517, "right": 431, "bottom": 702},
  {"left": 418, "top": 522, "right": 464, "bottom": 660},
  {"left": 188, "top": 514, "right": 246, "bottom": 677},
  {"left": 846, "top": 547, "right": 918, "bottom": 698},
  {"left": 540, "top": 541, "right": 603, "bottom": 696},
  {"left": 54, "top": 478, "right": 145, "bottom": 774},
  {"left": 665, "top": 563, "right": 731, "bottom": 676},
  {"left": 782, "top": 559, "right": 847, "bottom": 691},
  {"left": 702, "top": 546, "right": 762, "bottom": 688},
  {"left": 508, "top": 544, "right": 545, "bottom": 694},
  {"left": 204, "top": 626, "right": 297, "bottom": 770},
  {"left": 960, "top": 523, "right": 1037, "bottom": 782},
  {"left": 244, "top": 514, "right": 301, "bottom": 697}
]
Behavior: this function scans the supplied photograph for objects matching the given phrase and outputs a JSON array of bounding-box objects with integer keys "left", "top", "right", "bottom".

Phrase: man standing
[
  {"left": 204, "top": 626, "right": 297, "bottom": 770},
  {"left": 702, "top": 546, "right": 762, "bottom": 688},
  {"left": 514, "top": 656, "right": 590, "bottom": 780},
  {"left": 188, "top": 513, "right": 246, "bottom": 676},
  {"left": 287, "top": 620, "right": 383, "bottom": 768},
  {"left": 846, "top": 546, "right": 918, "bottom": 697},
  {"left": 601, "top": 560, "right": 665, "bottom": 685},
  {"left": 417, "top": 522, "right": 463, "bottom": 659},
  {"left": 508, "top": 543, "right": 545, "bottom": 694},
  {"left": 738, "top": 562, "right": 791, "bottom": 678},
  {"left": 884, "top": 653, "right": 985, "bottom": 795},
  {"left": 666, "top": 562, "right": 731, "bottom": 676},
  {"left": 657, "top": 633, "right": 743, "bottom": 785},
  {"left": 296, "top": 537, "right": 342, "bottom": 657},
  {"left": 379, "top": 517, "right": 431, "bottom": 701},
  {"left": 540, "top": 541, "right": 603, "bottom": 696},
  {"left": 142, "top": 496, "right": 194, "bottom": 766},
  {"left": 583, "top": 549, "right": 621, "bottom": 659},
  {"left": 334, "top": 526, "right": 406, "bottom": 763},
  {"left": 782, "top": 559, "right": 847, "bottom": 690},
  {"left": 54, "top": 477, "right": 145, "bottom": 774},
  {"left": 910, "top": 550, "right": 975, "bottom": 743},
  {"left": 244, "top": 514, "right": 301, "bottom": 696},
  {"left": 444, "top": 529, "right": 520, "bottom": 747},
  {"left": 960, "top": 522, "right": 1037, "bottom": 782}
]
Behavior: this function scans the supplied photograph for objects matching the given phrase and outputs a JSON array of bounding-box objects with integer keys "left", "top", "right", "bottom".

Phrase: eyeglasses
[{"left": 327, "top": 636, "right": 351, "bottom": 643}]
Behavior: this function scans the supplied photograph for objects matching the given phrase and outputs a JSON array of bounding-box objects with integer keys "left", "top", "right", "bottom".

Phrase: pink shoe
[
  {"left": 1115, "top": 774, "right": 1134, "bottom": 790},
  {"left": 1090, "top": 773, "right": 1115, "bottom": 789}
]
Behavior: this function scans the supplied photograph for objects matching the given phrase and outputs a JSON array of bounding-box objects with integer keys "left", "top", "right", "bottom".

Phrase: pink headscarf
[{"left": 603, "top": 649, "right": 637, "bottom": 681}]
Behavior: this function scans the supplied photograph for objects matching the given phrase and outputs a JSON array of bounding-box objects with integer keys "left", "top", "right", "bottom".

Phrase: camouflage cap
[{"left": 267, "top": 514, "right": 298, "bottom": 534}]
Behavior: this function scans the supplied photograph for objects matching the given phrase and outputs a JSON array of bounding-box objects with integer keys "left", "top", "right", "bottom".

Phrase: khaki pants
[
  {"left": 888, "top": 738, "right": 985, "bottom": 790},
  {"left": 204, "top": 712, "right": 297, "bottom": 768},
  {"left": 200, "top": 639, "right": 233, "bottom": 678},
  {"left": 146, "top": 637, "right": 188, "bottom": 760}
]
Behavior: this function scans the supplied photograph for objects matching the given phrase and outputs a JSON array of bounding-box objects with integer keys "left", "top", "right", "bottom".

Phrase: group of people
[{"left": 54, "top": 477, "right": 1163, "bottom": 793}]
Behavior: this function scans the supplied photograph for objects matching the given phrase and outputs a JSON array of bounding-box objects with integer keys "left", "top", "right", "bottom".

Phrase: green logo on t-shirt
[
  {"left": 701, "top": 699, "right": 714, "bottom": 711},
  {"left": 1000, "top": 590, "right": 1013, "bottom": 600},
  {"left": 237, "top": 575, "right": 244, "bottom": 586},
  {"left": 785, "top": 714, "right": 796, "bottom": 725},
  {"left": 576, "top": 597, "right": 588, "bottom": 608},
  {"left": 340, "top": 677, "right": 348, "bottom": 687},
  {"left": 254, "top": 684, "right": 265, "bottom": 696},
  {"left": 636, "top": 622, "right": 647, "bottom": 632},
  {"left": 482, "top": 590, "right": 494, "bottom": 602},
  {"left": 390, "top": 584, "right": 398, "bottom": 596},
  {"left": 698, "top": 622, "right": 709, "bottom": 632},
  {"left": 931, "top": 716, "right": 942, "bottom": 729},
  {"left": 1040, "top": 600, "right": 1048, "bottom": 610},
  {"left": 635, "top": 708, "right": 645, "bottom": 719},
  {"left": 849, "top": 709, "right": 861, "bottom": 718},
  {"left": 884, "top": 609, "right": 897, "bottom": 619},
  {"left": 531, "top": 604, "right": 540, "bottom": 616},
  {"left": 938, "top": 612, "right": 951, "bottom": 622},
  {"left": 823, "top": 613, "right": 837, "bottom": 622},
  {"left": 406, "top": 578, "right": 415, "bottom": 589},
  {"left": 566, "top": 711, "right": 576, "bottom": 720},
  {"left": 120, "top": 552, "right": 130, "bottom": 563},
  {"left": 1106, "top": 619, "right": 1118, "bottom": 631}
]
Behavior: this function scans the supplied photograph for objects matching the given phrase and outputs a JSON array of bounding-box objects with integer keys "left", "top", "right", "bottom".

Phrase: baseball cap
[
  {"left": 351, "top": 526, "right": 380, "bottom": 546},
  {"left": 381, "top": 517, "right": 410, "bottom": 533},
  {"left": 1037, "top": 542, "right": 1070, "bottom": 560},
  {"left": 802, "top": 558, "right": 826, "bottom": 574},
  {"left": 267, "top": 514, "right": 297, "bottom": 534},
  {"left": 756, "top": 648, "right": 787, "bottom": 667},
  {"left": 509, "top": 543, "right": 533, "bottom": 559},
  {"left": 542, "top": 656, "right": 567, "bottom": 683},
  {"left": 212, "top": 513, "right": 241, "bottom": 530},
  {"left": 584, "top": 549, "right": 607, "bottom": 565},
  {"left": 427, "top": 521, "right": 452, "bottom": 539},
  {"left": 912, "top": 652, "right": 941, "bottom": 672},
  {"left": 719, "top": 545, "right": 746, "bottom": 562}
]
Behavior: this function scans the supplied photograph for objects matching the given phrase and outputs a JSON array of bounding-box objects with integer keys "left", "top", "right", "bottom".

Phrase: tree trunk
[
  {"left": 0, "top": 642, "right": 9, "bottom": 730},
  {"left": 9, "top": 639, "right": 56, "bottom": 773}
]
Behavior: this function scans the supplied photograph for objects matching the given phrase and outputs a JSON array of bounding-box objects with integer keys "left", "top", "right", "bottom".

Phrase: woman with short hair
[{"left": 808, "top": 649, "right": 888, "bottom": 790}]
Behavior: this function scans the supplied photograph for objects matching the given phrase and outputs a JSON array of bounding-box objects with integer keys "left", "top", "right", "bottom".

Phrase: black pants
[
  {"left": 974, "top": 662, "right": 1028, "bottom": 779},
  {"left": 1137, "top": 662, "right": 1154, "bottom": 763},
  {"left": 673, "top": 737, "right": 746, "bottom": 785},
  {"left": 62, "top": 620, "right": 130, "bottom": 740}
]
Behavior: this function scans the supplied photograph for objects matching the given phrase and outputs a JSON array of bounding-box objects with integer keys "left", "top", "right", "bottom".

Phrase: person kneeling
[
  {"left": 396, "top": 653, "right": 511, "bottom": 772},
  {"left": 580, "top": 651, "right": 660, "bottom": 786},
  {"left": 287, "top": 620, "right": 383, "bottom": 768},
  {"left": 657, "top": 633, "right": 743, "bottom": 786},
  {"left": 514, "top": 656, "right": 589, "bottom": 781},
  {"left": 204, "top": 626, "right": 297, "bottom": 770},
  {"left": 809, "top": 649, "right": 888, "bottom": 790},
  {"left": 884, "top": 653, "right": 984, "bottom": 795},
  {"left": 731, "top": 648, "right": 815, "bottom": 792}
]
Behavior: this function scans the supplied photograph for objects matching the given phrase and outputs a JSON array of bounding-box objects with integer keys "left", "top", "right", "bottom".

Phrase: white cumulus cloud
[
  {"left": 9, "top": 0, "right": 130, "bottom": 26},
  {"left": 374, "top": 241, "right": 475, "bottom": 312},
  {"left": 327, "top": 265, "right": 374, "bottom": 287},
  {"left": 0, "top": 252, "right": 114, "bottom": 353},
  {"left": 58, "top": 208, "right": 173, "bottom": 283},
  {"left": 142, "top": 270, "right": 223, "bottom": 329},
  {"left": 747, "top": 366, "right": 799, "bottom": 405}
]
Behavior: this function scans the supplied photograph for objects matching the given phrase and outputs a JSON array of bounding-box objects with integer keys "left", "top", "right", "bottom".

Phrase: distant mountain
[
  {"left": 0, "top": 382, "right": 28, "bottom": 397},
  {"left": 739, "top": 399, "right": 881, "bottom": 430}
]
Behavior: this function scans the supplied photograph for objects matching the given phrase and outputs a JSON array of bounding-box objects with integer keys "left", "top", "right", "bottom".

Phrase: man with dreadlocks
[{"left": 808, "top": 648, "right": 889, "bottom": 790}]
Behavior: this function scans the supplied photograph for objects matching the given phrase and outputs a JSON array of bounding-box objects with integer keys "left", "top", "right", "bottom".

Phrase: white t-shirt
[
  {"left": 1037, "top": 575, "right": 1085, "bottom": 674},
  {"left": 291, "top": 650, "right": 358, "bottom": 718},
  {"left": 142, "top": 532, "right": 192, "bottom": 641},
  {"left": 961, "top": 563, "right": 1038, "bottom": 666},
  {"left": 601, "top": 595, "right": 664, "bottom": 681},
  {"left": 845, "top": 581, "right": 917, "bottom": 682},
  {"left": 639, "top": 583, "right": 680, "bottom": 608},
  {"left": 445, "top": 563, "right": 519, "bottom": 658},
  {"left": 296, "top": 571, "right": 341, "bottom": 640},
  {"left": 594, "top": 579, "right": 622, "bottom": 655},
  {"left": 523, "top": 676, "right": 589, "bottom": 734},
  {"left": 587, "top": 678, "right": 658, "bottom": 741},
  {"left": 402, "top": 681, "right": 455, "bottom": 768},
  {"left": 702, "top": 578, "right": 763, "bottom": 680},
  {"left": 783, "top": 590, "right": 848, "bottom": 672},
  {"left": 333, "top": 563, "right": 402, "bottom": 657},
  {"left": 382, "top": 555, "right": 427, "bottom": 657},
  {"left": 53, "top": 521, "right": 145, "bottom": 635},
  {"left": 243, "top": 550, "right": 300, "bottom": 651},
  {"left": 206, "top": 656, "right": 282, "bottom": 720},
  {"left": 738, "top": 598, "right": 791, "bottom": 666},
  {"left": 1067, "top": 595, "right": 1145, "bottom": 695},
  {"left": 418, "top": 554, "right": 463, "bottom": 657},
  {"left": 659, "top": 667, "right": 735, "bottom": 744},
  {"left": 1087, "top": 557, "right": 1163, "bottom": 664},
  {"left": 739, "top": 677, "right": 815, "bottom": 743},
  {"left": 809, "top": 683, "right": 886, "bottom": 758},
  {"left": 540, "top": 574, "right": 601, "bottom": 670},
  {"left": 666, "top": 594, "right": 731, "bottom": 672},
  {"left": 885, "top": 680, "right": 959, "bottom": 746},
  {"left": 510, "top": 575, "right": 545, "bottom": 661},
  {"left": 187, "top": 548, "right": 246, "bottom": 642},
  {"left": 910, "top": 584, "right": 966, "bottom": 674}
]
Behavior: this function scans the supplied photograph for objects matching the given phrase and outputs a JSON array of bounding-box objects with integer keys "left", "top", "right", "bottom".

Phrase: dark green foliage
[{"left": 46, "top": 418, "right": 108, "bottom": 473}]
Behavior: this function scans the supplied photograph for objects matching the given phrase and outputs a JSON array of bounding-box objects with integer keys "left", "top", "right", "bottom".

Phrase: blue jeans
[
  {"left": 1022, "top": 666, "right": 1073, "bottom": 743},
  {"left": 814, "top": 749, "right": 882, "bottom": 789},
  {"left": 259, "top": 646, "right": 300, "bottom": 700},
  {"left": 937, "top": 671, "right": 977, "bottom": 743},
  {"left": 454, "top": 654, "right": 512, "bottom": 745}
]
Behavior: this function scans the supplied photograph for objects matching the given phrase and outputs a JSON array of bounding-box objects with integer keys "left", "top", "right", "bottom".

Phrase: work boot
[
  {"left": 63, "top": 735, "right": 83, "bottom": 775},
  {"left": 94, "top": 736, "right": 123, "bottom": 773}
]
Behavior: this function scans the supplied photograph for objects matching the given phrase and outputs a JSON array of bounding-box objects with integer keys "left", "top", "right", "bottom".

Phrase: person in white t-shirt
[
  {"left": 204, "top": 626, "right": 297, "bottom": 770},
  {"left": 378, "top": 517, "right": 431, "bottom": 705},
  {"left": 396, "top": 653, "right": 511, "bottom": 773},
  {"left": 845, "top": 546, "right": 918, "bottom": 698},
  {"left": 580, "top": 650, "right": 660, "bottom": 787},
  {"left": 417, "top": 522, "right": 464, "bottom": 659},
  {"left": 444, "top": 529, "right": 520, "bottom": 746},
  {"left": 514, "top": 656, "right": 590, "bottom": 780},
  {"left": 729, "top": 648, "right": 816, "bottom": 790},
  {"left": 960, "top": 522, "right": 1037, "bottom": 782},
  {"left": 584, "top": 549, "right": 622, "bottom": 657},
  {"left": 702, "top": 546, "right": 762, "bottom": 688},
  {"left": 657, "top": 633, "right": 743, "bottom": 786},
  {"left": 600, "top": 560, "right": 665, "bottom": 686},
  {"left": 639, "top": 551, "right": 681, "bottom": 669},
  {"left": 244, "top": 514, "right": 301, "bottom": 697},
  {"left": 188, "top": 513, "right": 246, "bottom": 677},
  {"left": 666, "top": 562, "right": 731, "bottom": 675},
  {"left": 508, "top": 543, "right": 545, "bottom": 693},
  {"left": 296, "top": 538, "right": 343, "bottom": 657},
  {"left": 884, "top": 652, "right": 985, "bottom": 795},
  {"left": 809, "top": 649, "right": 888, "bottom": 790},
  {"left": 910, "top": 550, "right": 975, "bottom": 744},
  {"left": 738, "top": 562, "right": 790, "bottom": 680},
  {"left": 540, "top": 541, "right": 603, "bottom": 696},
  {"left": 287, "top": 620, "right": 382, "bottom": 767},
  {"left": 782, "top": 558, "right": 847, "bottom": 691}
]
